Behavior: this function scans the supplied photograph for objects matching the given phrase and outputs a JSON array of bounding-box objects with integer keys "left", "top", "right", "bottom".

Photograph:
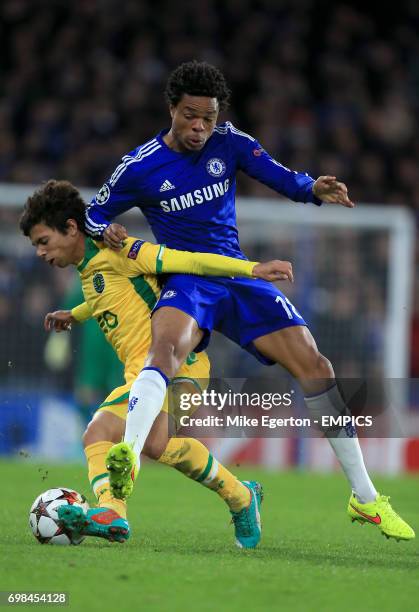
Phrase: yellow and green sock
[
  {"left": 85, "top": 437, "right": 250, "bottom": 514},
  {"left": 158, "top": 437, "right": 250, "bottom": 512},
  {"left": 85, "top": 440, "right": 127, "bottom": 519}
]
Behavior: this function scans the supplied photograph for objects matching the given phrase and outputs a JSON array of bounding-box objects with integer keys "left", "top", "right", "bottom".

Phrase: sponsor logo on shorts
[
  {"left": 93, "top": 273, "right": 105, "bottom": 293},
  {"left": 206, "top": 158, "right": 226, "bottom": 177},
  {"left": 95, "top": 183, "right": 111, "bottom": 205},
  {"left": 162, "top": 290, "right": 177, "bottom": 299},
  {"left": 127, "top": 239, "right": 144, "bottom": 260}
]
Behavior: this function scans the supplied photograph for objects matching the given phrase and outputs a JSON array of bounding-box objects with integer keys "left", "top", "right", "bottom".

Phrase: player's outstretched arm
[
  {"left": 154, "top": 247, "right": 293, "bottom": 282},
  {"left": 113, "top": 239, "right": 293, "bottom": 282},
  {"left": 313, "top": 176, "right": 354, "bottom": 208},
  {"left": 231, "top": 124, "right": 353, "bottom": 207}
]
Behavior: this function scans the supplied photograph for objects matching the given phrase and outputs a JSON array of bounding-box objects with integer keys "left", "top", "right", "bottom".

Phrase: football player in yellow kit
[{"left": 20, "top": 179, "right": 294, "bottom": 548}]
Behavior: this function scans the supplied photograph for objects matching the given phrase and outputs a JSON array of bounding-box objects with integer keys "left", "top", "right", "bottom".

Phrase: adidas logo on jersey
[{"left": 159, "top": 180, "right": 175, "bottom": 192}]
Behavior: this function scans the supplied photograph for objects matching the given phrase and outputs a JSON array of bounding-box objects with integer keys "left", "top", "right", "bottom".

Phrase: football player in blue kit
[{"left": 85, "top": 61, "right": 414, "bottom": 545}]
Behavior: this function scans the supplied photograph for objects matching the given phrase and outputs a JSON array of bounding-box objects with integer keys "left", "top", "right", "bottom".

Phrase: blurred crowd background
[
  {"left": 0, "top": 0, "right": 418, "bottom": 407},
  {"left": 1, "top": 1, "right": 419, "bottom": 206}
]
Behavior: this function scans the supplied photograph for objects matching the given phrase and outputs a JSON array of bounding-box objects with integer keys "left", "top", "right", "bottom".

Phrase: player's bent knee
[
  {"left": 82, "top": 412, "right": 124, "bottom": 447},
  {"left": 303, "top": 351, "right": 334, "bottom": 380},
  {"left": 147, "top": 340, "right": 185, "bottom": 378},
  {"left": 82, "top": 421, "right": 100, "bottom": 448},
  {"left": 296, "top": 349, "right": 334, "bottom": 382},
  {"left": 149, "top": 339, "right": 176, "bottom": 361},
  {"left": 313, "top": 353, "right": 334, "bottom": 379},
  {"left": 142, "top": 437, "right": 168, "bottom": 461}
]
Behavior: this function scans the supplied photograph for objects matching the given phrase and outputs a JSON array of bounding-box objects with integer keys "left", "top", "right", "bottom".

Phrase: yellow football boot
[{"left": 348, "top": 493, "right": 415, "bottom": 541}]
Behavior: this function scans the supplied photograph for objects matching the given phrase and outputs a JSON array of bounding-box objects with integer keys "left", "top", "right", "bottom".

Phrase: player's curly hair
[
  {"left": 165, "top": 60, "right": 231, "bottom": 110},
  {"left": 20, "top": 179, "right": 86, "bottom": 236}
]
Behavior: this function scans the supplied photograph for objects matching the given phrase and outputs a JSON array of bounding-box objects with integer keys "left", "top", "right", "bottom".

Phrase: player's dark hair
[
  {"left": 19, "top": 180, "right": 86, "bottom": 236},
  {"left": 165, "top": 60, "right": 231, "bottom": 110}
]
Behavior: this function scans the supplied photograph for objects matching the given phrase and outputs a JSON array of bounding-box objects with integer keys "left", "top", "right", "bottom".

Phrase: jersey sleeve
[
  {"left": 158, "top": 247, "right": 257, "bottom": 277},
  {"left": 109, "top": 238, "right": 161, "bottom": 276},
  {"left": 85, "top": 162, "right": 143, "bottom": 239},
  {"left": 228, "top": 123, "right": 322, "bottom": 205},
  {"left": 111, "top": 238, "right": 257, "bottom": 278},
  {"left": 71, "top": 302, "right": 93, "bottom": 323}
]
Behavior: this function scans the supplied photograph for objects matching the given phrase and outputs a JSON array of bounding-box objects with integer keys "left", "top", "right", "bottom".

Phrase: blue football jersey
[{"left": 85, "top": 122, "right": 322, "bottom": 258}]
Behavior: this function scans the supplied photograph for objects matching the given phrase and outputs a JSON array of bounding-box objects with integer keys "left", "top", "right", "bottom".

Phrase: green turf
[{"left": 1, "top": 459, "right": 418, "bottom": 611}]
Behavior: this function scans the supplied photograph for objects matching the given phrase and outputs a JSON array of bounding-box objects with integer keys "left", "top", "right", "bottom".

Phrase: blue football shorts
[{"left": 152, "top": 274, "right": 307, "bottom": 365}]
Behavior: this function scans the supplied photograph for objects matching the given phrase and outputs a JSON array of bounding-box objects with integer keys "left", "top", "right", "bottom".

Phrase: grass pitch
[{"left": 1, "top": 459, "right": 418, "bottom": 611}]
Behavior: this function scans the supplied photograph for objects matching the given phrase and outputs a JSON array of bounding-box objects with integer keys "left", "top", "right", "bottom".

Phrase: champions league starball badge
[
  {"left": 95, "top": 183, "right": 111, "bottom": 205},
  {"left": 206, "top": 158, "right": 226, "bottom": 177}
]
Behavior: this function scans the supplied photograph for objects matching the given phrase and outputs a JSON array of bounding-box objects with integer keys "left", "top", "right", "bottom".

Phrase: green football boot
[
  {"left": 106, "top": 442, "right": 138, "bottom": 500},
  {"left": 58, "top": 506, "right": 130, "bottom": 543},
  {"left": 230, "top": 480, "right": 263, "bottom": 549}
]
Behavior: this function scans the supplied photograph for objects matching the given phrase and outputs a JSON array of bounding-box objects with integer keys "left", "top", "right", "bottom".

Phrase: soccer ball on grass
[{"left": 29, "top": 487, "right": 89, "bottom": 545}]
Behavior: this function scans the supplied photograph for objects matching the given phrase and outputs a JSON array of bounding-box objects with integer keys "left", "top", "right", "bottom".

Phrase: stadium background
[{"left": 1, "top": 0, "right": 419, "bottom": 472}]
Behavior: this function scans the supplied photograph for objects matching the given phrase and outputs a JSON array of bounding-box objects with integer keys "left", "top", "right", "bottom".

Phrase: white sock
[
  {"left": 124, "top": 367, "right": 169, "bottom": 467},
  {"left": 305, "top": 384, "right": 377, "bottom": 503}
]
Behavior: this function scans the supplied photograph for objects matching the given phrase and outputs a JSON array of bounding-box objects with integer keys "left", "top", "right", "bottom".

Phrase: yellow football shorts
[{"left": 96, "top": 351, "right": 210, "bottom": 421}]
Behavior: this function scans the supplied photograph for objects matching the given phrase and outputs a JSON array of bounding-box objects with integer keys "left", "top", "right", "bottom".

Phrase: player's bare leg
[
  {"left": 105, "top": 308, "right": 200, "bottom": 501},
  {"left": 254, "top": 325, "right": 332, "bottom": 394},
  {"left": 253, "top": 324, "right": 380, "bottom": 501},
  {"left": 123, "top": 307, "right": 263, "bottom": 547},
  {"left": 122, "top": 307, "right": 201, "bottom": 474},
  {"left": 147, "top": 306, "right": 203, "bottom": 376},
  {"left": 253, "top": 325, "right": 414, "bottom": 541}
]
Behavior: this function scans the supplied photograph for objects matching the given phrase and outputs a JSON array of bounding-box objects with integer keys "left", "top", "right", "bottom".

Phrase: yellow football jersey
[{"left": 73, "top": 236, "right": 256, "bottom": 373}]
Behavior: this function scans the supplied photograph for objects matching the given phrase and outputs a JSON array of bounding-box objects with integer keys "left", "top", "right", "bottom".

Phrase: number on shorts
[{"left": 275, "top": 295, "right": 302, "bottom": 319}]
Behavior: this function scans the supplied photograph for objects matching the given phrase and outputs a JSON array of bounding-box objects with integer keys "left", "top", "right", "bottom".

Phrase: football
[{"left": 29, "top": 488, "right": 89, "bottom": 545}]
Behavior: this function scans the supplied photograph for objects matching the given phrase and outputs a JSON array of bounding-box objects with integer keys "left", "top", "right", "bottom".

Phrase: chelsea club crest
[{"left": 206, "top": 158, "right": 226, "bottom": 178}]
